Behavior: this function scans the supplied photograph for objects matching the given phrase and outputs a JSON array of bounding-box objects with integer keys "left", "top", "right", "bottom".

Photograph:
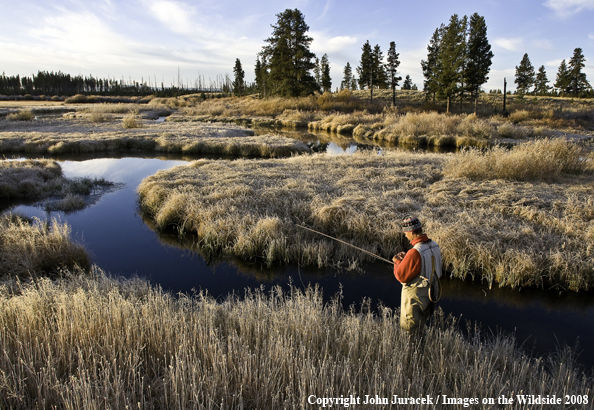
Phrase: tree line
[
  {"left": 238, "top": 9, "right": 496, "bottom": 113},
  {"left": 234, "top": 8, "right": 592, "bottom": 105},
  {"left": 0, "top": 70, "right": 258, "bottom": 98},
  {"left": 514, "top": 48, "right": 592, "bottom": 97}
]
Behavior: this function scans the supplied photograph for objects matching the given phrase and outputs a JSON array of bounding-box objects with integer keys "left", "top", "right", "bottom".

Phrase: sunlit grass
[
  {"left": 138, "top": 140, "right": 593, "bottom": 291},
  {"left": 1, "top": 269, "right": 591, "bottom": 409},
  {"left": 6, "top": 109, "right": 34, "bottom": 121},
  {"left": 0, "top": 214, "right": 90, "bottom": 278},
  {"left": 0, "top": 121, "right": 308, "bottom": 158}
]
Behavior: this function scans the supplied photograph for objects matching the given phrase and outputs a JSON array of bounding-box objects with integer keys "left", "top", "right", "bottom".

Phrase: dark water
[{"left": 3, "top": 154, "right": 594, "bottom": 373}]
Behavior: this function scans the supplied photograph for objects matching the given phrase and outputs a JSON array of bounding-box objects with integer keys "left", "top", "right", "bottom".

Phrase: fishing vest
[{"left": 413, "top": 240, "right": 442, "bottom": 280}]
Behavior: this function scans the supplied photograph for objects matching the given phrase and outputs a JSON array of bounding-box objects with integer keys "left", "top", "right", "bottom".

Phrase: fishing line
[{"left": 296, "top": 224, "right": 394, "bottom": 265}]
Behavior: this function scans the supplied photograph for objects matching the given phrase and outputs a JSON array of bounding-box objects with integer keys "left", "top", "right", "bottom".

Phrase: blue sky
[{"left": 1, "top": 0, "right": 593, "bottom": 92}]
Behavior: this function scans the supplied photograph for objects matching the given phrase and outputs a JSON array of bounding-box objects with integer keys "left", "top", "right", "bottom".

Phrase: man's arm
[{"left": 393, "top": 249, "right": 421, "bottom": 283}]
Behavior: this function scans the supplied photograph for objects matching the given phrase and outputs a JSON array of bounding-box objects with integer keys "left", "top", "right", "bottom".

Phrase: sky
[{"left": 1, "top": 0, "right": 593, "bottom": 93}]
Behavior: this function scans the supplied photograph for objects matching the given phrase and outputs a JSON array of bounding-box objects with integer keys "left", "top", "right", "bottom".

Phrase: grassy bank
[
  {"left": 1, "top": 269, "right": 591, "bottom": 409},
  {"left": 0, "top": 159, "right": 115, "bottom": 212},
  {"left": 0, "top": 119, "right": 310, "bottom": 158},
  {"left": 138, "top": 139, "right": 594, "bottom": 291},
  {"left": 0, "top": 214, "right": 90, "bottom": 278},
  {"left": 167, "top": 92, "right": 593, "bottom": 149}
]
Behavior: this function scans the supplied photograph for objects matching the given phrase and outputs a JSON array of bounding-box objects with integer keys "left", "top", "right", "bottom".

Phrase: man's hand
[{"left": 393, "top": 252, "right": 406, "bottom": 263}]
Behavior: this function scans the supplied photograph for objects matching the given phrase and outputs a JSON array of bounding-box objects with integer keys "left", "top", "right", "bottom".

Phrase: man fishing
[{"left": 392, "top": 216, "right": 442, "bottom": 333}]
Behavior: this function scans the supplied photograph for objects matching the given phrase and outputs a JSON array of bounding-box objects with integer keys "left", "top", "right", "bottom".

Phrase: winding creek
[{"left": 3, "top": 134, "right": 594, "bottom": 372}]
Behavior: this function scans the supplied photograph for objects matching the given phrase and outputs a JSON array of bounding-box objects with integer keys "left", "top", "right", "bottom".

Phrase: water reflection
[{"left": 254, "top": 127, "right": 459, "bottom": 155}]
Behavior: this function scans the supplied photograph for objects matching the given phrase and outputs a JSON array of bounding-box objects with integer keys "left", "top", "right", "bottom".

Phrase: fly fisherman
[{"left": 393, "top": 216, "right": 442, "bottom": 333}]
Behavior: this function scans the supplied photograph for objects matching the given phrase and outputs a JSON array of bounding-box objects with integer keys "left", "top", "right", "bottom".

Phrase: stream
[{"left": 3, "top": 147, "right": 594, "bottom": 372}]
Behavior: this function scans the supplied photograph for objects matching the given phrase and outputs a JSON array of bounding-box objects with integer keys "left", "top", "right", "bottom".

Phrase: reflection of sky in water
[
  {"left": 59, "top": 158, "right": 187, "bottom": 185},
  {"left": 4, "top": 156, "right": 594, "bottom": 370},
  {"left": 326, "top": 142, "right": 358, "bottom": 155}
]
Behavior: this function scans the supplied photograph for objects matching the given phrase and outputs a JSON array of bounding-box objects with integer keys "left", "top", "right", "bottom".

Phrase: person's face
[{"left": 404, "top": 230, "right": 413, "bottom": 242}]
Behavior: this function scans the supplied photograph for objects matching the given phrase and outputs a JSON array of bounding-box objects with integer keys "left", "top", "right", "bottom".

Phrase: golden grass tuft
[
  {"left": 122, "top": 113, "right": 143, "bottom": 129},
  {"left": 0, "top": 214, "right": 90, "bottom": 277},
  {"left": 1, "top": 270, "right": 591, "bottom": 409},
  {"left": 6, "top": 109, "right": 34, "bottom": 121},
  {"left": 444, "top": 138, "right": 585, "bottom": 181}
]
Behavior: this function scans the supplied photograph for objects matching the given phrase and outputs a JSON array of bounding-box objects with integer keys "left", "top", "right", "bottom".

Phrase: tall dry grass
[
  {"left": 352, "top": 112, "right": 494, "bottom": 148},
  {"left": 0, "top": 214, "right": 90, "bottom": 278},
  {"left": 138, "top": 140, "right": 594, "bottom": 291},
  {"left": 6, "top": 110, "right": 34, "bottom": 121},
  {"left": 444, "top": 138, "right": 585, "bottom": 181},
  {"left": 1, "top": 269, "right": 591, "bottom": 409},
  {"left": 182, "top": 91, "right": 384, "bottom": 119}
]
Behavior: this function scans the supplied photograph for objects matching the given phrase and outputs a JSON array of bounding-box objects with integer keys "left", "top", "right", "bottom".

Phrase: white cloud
[
  {"left": 590, "top": 33, "right": 594, "bottom": 40},
  {"left": 494, "top": 37, "right": 523, "bottom": 51},
  {"left": 311, "top": 32, "right": 358, "bottom": 55},
  {"left": 544, "top": 0, "right": 594, "bottom": 17},
  {"left": 27, "top": 10, "right": 133, "bottom": 65},
  {"left": 145, "top": 0, "right": 197, "bottom": 36},
  {"left": 318, "top": 0, "right": 333, "bottom": 19}
]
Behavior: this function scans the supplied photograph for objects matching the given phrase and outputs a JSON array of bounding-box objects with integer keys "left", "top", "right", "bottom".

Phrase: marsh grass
[
  {"left": 0, "top": 159, "right": 114, "bottom": 213},
  {"left": 0, "top": 214, "right": 90, "bottom": 277},
  {"left": 444, "top": 138, "right": 585, "bottom": 181},
  {"left": 0, "top": 121, "right": 308, "bottom": 158},
  {"left": 6, "top": 109, "right": 34, "bottom": 121},
  {"left": 122, "top": 113, "right": 143, "bottom": 128},
  {"left": 354, "top": 112, "right": 494, "bottom": 148},
  {"left": 182, "top": 91, "right": 382, "bottom": 118},
  {"left": 1, "top": 269, "right": 591, "bottom": 409},
  {"left": 138, "top": 141, "right": 594, "bottom": 291}
]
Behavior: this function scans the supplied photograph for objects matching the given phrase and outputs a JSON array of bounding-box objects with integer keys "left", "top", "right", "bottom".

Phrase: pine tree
[
  {"left": 421, "top": 25, "right": 443, "bottom": 102},
  {"left": 465, "top": 13, "right": 493, "bottom": 113},
  {"left": 313, "top": 57, "right": 321, "bottom": 89},
  {"left": 386, "top": 41, "right": 402, "bottom": 105},
  {"left": 350, "top": 77, "right": 358, "bottom": 90},
  {"left": 567, "top": 47, "right": 591, "bottom": 97},
  {"left": 373, "top": 44, "right": 388, "bottom": 89},
  {"left": 260, "top": 9, "right": 317, "bottom": 97},
  {"left": 402, "top": 75, "right": 413, "bottom": 90},
  {"left": 320, "top": 54, "right": 332, "bottom": 92},
  {"left": 436, "top": 14, "right": 466, "bottom": 112},
  {"left": 254, "top": 56, "right": 269, "bottom": 97},
  {"left": 232, "top": 58, "right": 245, "bottom": 96},
  {"left": 554, "top": 59, "right": 571, "bottom": 95},
  {"left": 341, "top": 62, "right": 353, "bottom": 90},
  {"left": 534, "top": 65, "right": 551, "bottom": 96},
  {"left": 357, "top": 40, "right": 375, "bottom": 99},
  {"left": 514, "top": 53, "right": 535, "bottom": 94}
]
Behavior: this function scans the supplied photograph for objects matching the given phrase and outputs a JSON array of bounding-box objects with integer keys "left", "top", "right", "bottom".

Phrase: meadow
[
  {"left": 0, "top": 104, "right": 310, "bottom": 158},
  {"left": 138, "top": 138, "right": 594, "bottom": 292},
  {"left": 1, "top": 93, "right": 594, "bottom": 408},
  {"left": 167, "top": 90, "right": 594, "bottom": 148}
]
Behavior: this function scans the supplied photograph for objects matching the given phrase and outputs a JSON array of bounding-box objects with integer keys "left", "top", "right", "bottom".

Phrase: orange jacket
[{"left": 394, "top": 234, "right": 430, "bottom": 283}]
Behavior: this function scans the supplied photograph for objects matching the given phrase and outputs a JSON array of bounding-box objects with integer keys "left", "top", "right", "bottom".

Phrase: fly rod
[{"left": 296, "top": 224, "right": 394, "bottom": 265}]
